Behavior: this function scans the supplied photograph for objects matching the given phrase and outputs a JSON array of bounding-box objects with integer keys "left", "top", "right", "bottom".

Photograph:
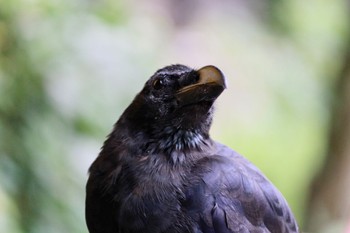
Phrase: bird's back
[
  {"left": 182, "top": 142, "right": 299, "bottom": 233},
  {"left": 86, "top": 141, "right": 299, "bottom": 233}
]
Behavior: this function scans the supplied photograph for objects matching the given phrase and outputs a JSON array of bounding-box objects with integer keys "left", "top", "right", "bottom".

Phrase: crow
[{"left": 86, "top": 64, "right": 299, "bottom": 233}]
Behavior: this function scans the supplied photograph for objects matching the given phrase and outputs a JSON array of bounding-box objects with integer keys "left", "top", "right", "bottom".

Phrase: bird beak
[{"left": 176, "top": 65, "right": 226, "bottom": 106}]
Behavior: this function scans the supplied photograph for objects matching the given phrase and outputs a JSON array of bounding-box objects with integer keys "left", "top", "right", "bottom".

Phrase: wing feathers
[{"left": 185, "top": 147, "right": 299, "bottom": 233}]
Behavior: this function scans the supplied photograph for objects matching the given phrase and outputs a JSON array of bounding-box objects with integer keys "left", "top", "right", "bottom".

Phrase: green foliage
[{"left": 0, "top": 0, "right": 348, "bottom": 232}]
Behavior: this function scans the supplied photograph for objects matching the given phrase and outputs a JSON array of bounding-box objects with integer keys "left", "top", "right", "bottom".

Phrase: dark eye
[{"left": 153, "top": 78, "right": 165, "bottom": 90}]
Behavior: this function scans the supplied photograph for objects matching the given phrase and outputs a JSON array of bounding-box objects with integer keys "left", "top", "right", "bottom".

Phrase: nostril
[
  {"left": 193, "top": 73, "right": 200, "bottom": 83},
  {"left": 179, "top": 71, "right": 199, "bottom": 87}
]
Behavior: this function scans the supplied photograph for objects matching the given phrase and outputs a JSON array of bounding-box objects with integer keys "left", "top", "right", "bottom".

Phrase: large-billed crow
[{"left": 86, "top": 64, "right": 299, "bottom": 233}]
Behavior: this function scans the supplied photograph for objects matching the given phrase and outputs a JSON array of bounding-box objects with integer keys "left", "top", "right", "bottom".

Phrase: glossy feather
[{"left": 86, "top": 64, "right": 299, "bottom": 233}]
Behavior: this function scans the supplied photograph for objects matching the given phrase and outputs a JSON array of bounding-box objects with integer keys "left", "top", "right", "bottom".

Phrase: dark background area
[{"left": 1, "top": 0, "right": 349, "bottom": 232}]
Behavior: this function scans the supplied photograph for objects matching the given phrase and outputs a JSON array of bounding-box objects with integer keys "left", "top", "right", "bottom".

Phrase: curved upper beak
[{"left": 176, "top": 65, "right": 226, "bottom": 106}]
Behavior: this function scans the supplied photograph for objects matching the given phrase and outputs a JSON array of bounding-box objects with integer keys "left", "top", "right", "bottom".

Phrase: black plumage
[{"left": 85, "top": 64, "right": 299, "bottom": 233}]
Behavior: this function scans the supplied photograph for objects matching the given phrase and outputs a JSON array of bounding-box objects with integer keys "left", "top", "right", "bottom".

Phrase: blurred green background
[{"left": 1, "top": 0, "right": 350, "bottom": 232}]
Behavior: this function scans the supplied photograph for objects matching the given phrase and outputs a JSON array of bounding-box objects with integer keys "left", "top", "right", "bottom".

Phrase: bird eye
[{"left": 153, "top": 79, "right": 164, "bottom": 90}]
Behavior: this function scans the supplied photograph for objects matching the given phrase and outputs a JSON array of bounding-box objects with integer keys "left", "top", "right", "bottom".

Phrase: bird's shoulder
[{"left": 183, "top": 142, "right": 299, "bottom": 233}]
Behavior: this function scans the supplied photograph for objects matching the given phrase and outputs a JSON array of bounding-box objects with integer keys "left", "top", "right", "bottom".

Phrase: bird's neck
[
  {"left": 149, "top": 122, "right": 214, "bottom": 164},
  {"left": 112, "top": 117, "right": 212, "bottom": 165},
  {"left": 112, "top": 102, "right": 215, "bottom": 164},
  {"left": 154, "top": 125, "right": 209, "bottom": 150}
]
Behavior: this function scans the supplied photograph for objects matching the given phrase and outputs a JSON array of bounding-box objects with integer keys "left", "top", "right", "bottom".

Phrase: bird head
[{"left": 118, "top": 64, "right": 226, "bottom": 154}]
